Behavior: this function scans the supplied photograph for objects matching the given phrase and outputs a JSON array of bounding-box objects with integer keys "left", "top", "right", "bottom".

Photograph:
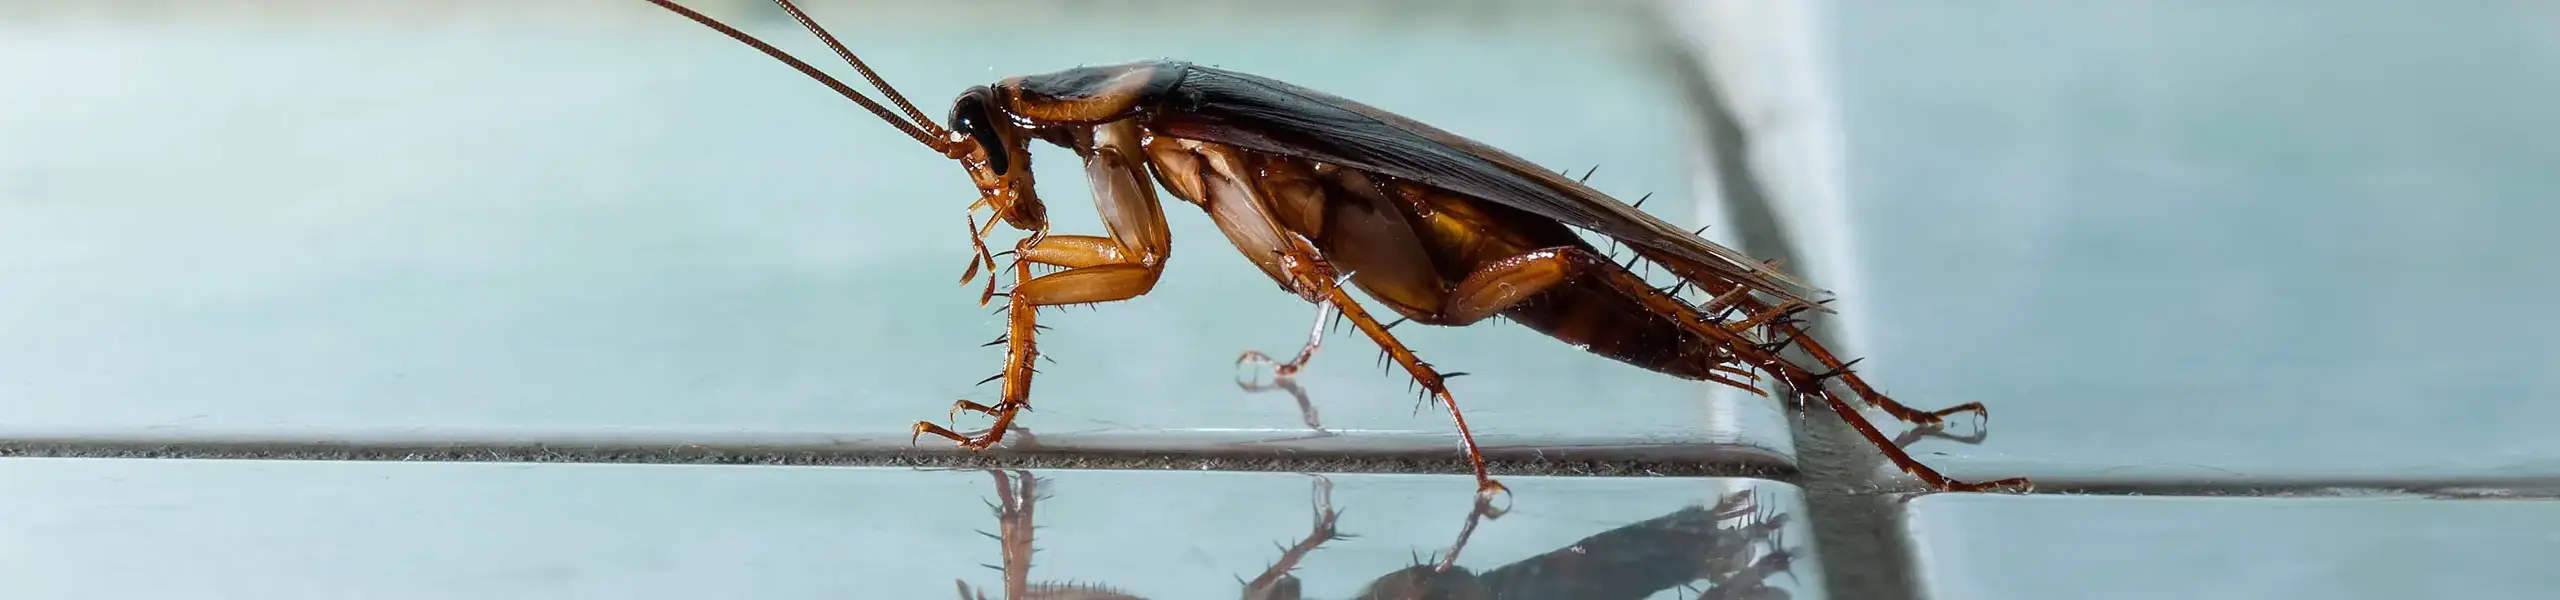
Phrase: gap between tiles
[
  {"left": 0, "top": 442, "right": 1791, "bottom": 481},
  {"left": 8, "top": 440, "right": 2554, "bottom": 501}
]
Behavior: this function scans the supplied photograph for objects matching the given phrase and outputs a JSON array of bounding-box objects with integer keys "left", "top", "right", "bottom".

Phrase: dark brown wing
[{"left": 1145, "top": 63, "right": 1830, "bottom": 309}]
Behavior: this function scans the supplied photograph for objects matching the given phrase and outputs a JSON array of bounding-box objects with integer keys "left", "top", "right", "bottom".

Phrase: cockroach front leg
[
  {"left": 1439, "top": 246, "right": 2030, "bottom": 493},
  {"left": 913, "top": 121, "right": 1173, "bottom": 450}
]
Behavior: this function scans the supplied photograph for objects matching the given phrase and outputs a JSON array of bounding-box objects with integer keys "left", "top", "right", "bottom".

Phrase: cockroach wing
[{"left": 1146, "top": 64, "right": 1830, "bottom": 308}]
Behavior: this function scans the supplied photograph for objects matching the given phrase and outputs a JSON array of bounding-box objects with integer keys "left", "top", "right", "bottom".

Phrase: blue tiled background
[{"left": 3, "top": 1, "right": 2554, "bottom": 598}]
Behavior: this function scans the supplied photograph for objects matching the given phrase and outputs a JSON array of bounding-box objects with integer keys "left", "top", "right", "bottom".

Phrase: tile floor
[{"left": 2, "top": 1, "right": 2554, "bottom": 599}]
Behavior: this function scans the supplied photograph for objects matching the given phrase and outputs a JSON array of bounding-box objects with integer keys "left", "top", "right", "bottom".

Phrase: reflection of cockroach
[
  {"left": 641, "top": 0, "right": 2032, "bottom": 495},
  {"left": 953, "top": 470, "right": 1798, "bottom": 600},
  {"left": 1346, "top": 488, "right": 1803, "bottom": 600}
]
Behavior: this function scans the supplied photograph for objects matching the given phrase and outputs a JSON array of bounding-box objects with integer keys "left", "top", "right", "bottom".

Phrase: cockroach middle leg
[
  {"left": 1272, "top": 237, "right": 1508, "bottom": 501},
  {"left": 1236, "top": 295, "right": 1336, "bottom": 385},
  {"left": 1444, "top": 246, "right": 2029, "bottom": 492}
]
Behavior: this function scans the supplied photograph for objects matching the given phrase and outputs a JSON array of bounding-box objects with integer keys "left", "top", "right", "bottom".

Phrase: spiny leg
[
  {"left": 1444, "top": 246, "right": 2029, "bottom": 493},
  {"left": 1278, "top": 242, "right": 1509, "bottom": 502},
  {"left": 1606, "top": 261, "right": 2030, "bottom": 491},
  {"left": 913, "top": 236, "right": 1164, "bottom": 449},
  {"left": 916, "top": 120, "right": 1172, "bottom": 450},
  {"left": 1633, "top": 247, "right": 1988, "bottom": 427},
  {"left": 1771, "top": 314, "right": 1985, "bottom": 426},
  {"left": 915, "top": 257, "right": 1047, "bottom": 450}
]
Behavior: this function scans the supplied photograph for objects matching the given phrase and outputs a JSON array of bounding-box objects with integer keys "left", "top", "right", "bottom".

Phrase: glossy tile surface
[
  {"left": 1898, "top": 494, "right": 2560, "bottom": 600},
  {"left": 0, "top": 2, "right": 1794, "bottom": 464},
  {"left": 0, "top": 458, "right": 1819, "bottom": 599},
  {"left": 1736, "top": 0, "right": 2560, "bottom": 483}
]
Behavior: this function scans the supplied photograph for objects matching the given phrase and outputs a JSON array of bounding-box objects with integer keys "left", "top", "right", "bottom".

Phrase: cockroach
[{"left": 641, "top": 0, "right": 2033, "bottom": 497}]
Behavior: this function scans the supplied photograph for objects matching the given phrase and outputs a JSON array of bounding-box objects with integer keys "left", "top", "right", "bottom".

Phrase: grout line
[
  {"left": 0, "top": 441, "right": 1795, "bottom": 480},
  {"left": 1649, "top": 3, "right": 1931, "bottom": 600},
  {"left": 11, "top": 440, "right": 2551, "bottom": 501}
]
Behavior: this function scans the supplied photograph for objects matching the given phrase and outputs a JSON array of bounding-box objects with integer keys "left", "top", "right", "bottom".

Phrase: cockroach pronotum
[{"left": 640, "top": 0, "right": 2033, "bottom": 497}]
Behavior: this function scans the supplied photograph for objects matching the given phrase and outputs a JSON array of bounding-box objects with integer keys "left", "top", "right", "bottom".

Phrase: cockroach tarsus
[{"left": 641, "top": 0, "right": 2034, "bottom": 497}]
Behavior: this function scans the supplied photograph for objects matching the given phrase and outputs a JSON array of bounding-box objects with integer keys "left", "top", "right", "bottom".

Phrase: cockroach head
[{"left": 947, "top": 85, "right": 1044, "bottom": 230}]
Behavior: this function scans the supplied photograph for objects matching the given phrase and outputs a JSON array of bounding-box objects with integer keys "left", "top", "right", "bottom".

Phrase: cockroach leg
[
  {"left": 1776, "top": 316, "right": 1989, "bottom": 427},
  {"left": 1236, "top": 297, "right": 1335, "bottom": 385},
  {"left": 1271, "top": 238, "right": 1508, "bottom": 501},
  {"left": 914, "top": 122, "right": 1174, "bottom": 451},
  {"left": 914, "top": 258, "right": 1046, "bottom": 450},
  {"left": 1448, "top": 246, "right": 2030, "bottom": 492},
  {"left": 916, "top": 233, "right": 1167, "bottom": 448},
  {"left": 1630, "top": 248, "right": 1991, "bottom": 429}
]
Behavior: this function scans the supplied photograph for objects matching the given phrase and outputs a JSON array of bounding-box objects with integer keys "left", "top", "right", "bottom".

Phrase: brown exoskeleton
[{"left": 641, "top": 0, "right": 2034, "bottom": 497}]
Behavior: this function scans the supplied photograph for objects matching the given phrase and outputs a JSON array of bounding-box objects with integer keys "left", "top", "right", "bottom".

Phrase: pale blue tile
[
  {"left": 0, "top": 458, "right": 1820, "bottom": 599},
  {"left": 0, "top": 2, "right": 1794, "bottom": 464},
  {"left": 1900, "top": 494, "right": 2560, "bottom": 600},
  {"left": 1740, "top": 0, "right": 2560, "bottom": 484}
]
